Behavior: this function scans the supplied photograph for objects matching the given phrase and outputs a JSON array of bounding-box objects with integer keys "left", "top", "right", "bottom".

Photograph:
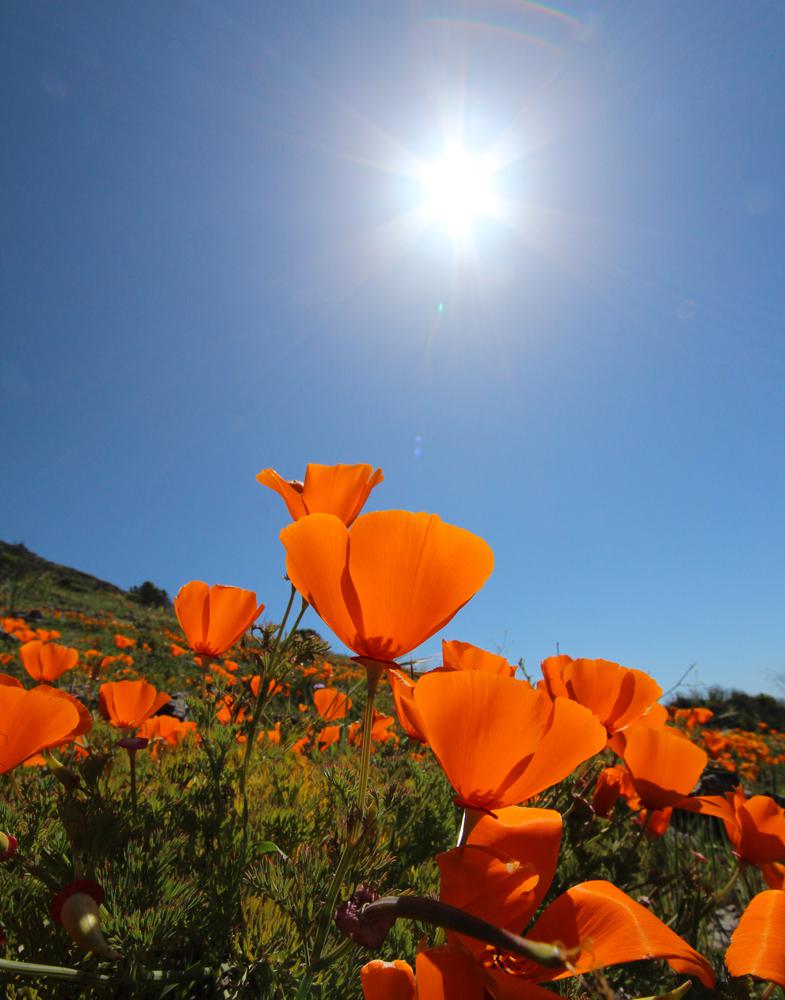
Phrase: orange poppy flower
[
  {"left": 362, "top": 947, "right": 495, "bottom": 1000},
  {"left": 388, "top": 669, "right": 426, "bottom": 742},
  {"left": 317, "top": 724, "right": 342, "bottom": 751},
  {"left": 114, "top": 634, "right": 136, "bottom": 650},
  {"left": 591, "top": 765, "right": 636, "bottom": 817},
  {"left": 362, "top": 807, "right": 714, "bottom": 997},
  {"left": 313, "top": 687, "right": 352, "bottom": 721},
  {"left": 37, "top": 685, "right": 92, "bottom": 741},
  {"left": 0, "top": 672, "right": 23, "bottom": 688},
  {"left": 361, "top": 959, "right": 417, "bottom": 999},
  {"left": 608, "top": 701, "right": 669, "bottom": 756},
  {"left": 174, "top": 581, "right": 264, "bottom": 659},
  {"left": 725, "top": 889, "right": 785, "bottom": 987},
  {"left": 281, "top": 511, "right": 493, "bottom": 665},
  {"left": 20, "top": 640, "right": 79, "bottom": 683},
  {"left": 438, "top": 806, "right": 560, "bottom": 957},
  {"left": 412, "top": 670, "right": 606, "bottom": 812},
  {"left": 348, "top": 710, "right": 398, "bottom": 747},
  {"left": 137, "top": 715, "right": 197, "bottom": 750},
  {"left": 680, "top": 786, "right": 785, "bottom": 878},
  {"left": 538, "top": 655, "right": 662, "bottom": 744},
  {"left": 98, "top": 680, "right": 170, "bottom": 729},
  {"left": 623, "top": 725, "right": 707, "bottom": 810},
  {"left": 0, "top": 686, "right": 86, "bottom": 773},
  {"left": 258, "top": 462, "right": 383, "bottom": 526},
  {"left": 673, "top": 706, "right": 714, "bottom": 727},
  {"left": 441, "top": 640, "right": 515, "bottom": 676}
]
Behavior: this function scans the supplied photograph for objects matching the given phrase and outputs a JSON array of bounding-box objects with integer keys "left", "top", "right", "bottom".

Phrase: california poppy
[
  {"left": 438, "top": 806, "right": 560, "bottom": 957},
  {"left": 388, "top": 669, "right": 426, "bottom": 742},
  {"left": 174, "top": 581, "right": 264, "bottom": 660},
  {"left": 441, "top": 640, "right": 514, "bottom": 677},
  {"left": 412, "top": 670, "right": 606, "bottom": 813},
  {"left": 313, "top": 687, "right": 352, "bottom": 721},
  {"left": 591, "top": 765, "right": 634, "bottom": 818},
  {"left": 258, "top": 462, "right": 383, "bottom": 526},
  {"left": 99, "top": 680, "right": 171, "bottom": 729},
  {"left": 680, "top": 786, "right": 785, "bottom": 882},
  {"left": 539, "top": 655, "right": 662, "bottom": 745},
  {"left": 725, "top": 889, "right": 785, "bottom": 987},
  {"left": 137, "top": 715, "right": 197, "bottom": 751},
  {"left": 0, "top": 686, "right": 85, "bottom": 773},
  {"left": 362, "top": 807, "right": 714, "bottom": 997},
  {"left": 348, "top": 710, "right": 398, "bottom": 747},
  {"left": 281, "top": 511, "right": 493, "bottom": 665},
  {"left": 623, "top": 725, "right": 707, "bottom": 810},
  {"left": 20, "top": 640, "right": 78, "bottom": 683}
]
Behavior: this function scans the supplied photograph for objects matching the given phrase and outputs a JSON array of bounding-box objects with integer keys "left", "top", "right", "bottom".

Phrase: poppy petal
[
  {"left": 501, "top": 698, "right": 606, "bottom": 806},
  {"left": 726, "top": 889, "right": 785, "bottom": 986},
  {"left": 0, "top": 687, "right": 81, "bottom": 773},
  {"left": 468, "top": 807, "right": 562, "bottom": 917},
  {"left": 257, "top": 468, "right": 309, "bottom": 521},
  {"left": 624, "top": 727, "right": 707, "bottom": 810},
  {"left": 442, "top": 640, "right": 514, "bottom": 676},
  {"left": 205, "top": 585, "right": 263, "bottom": 654},
  {"left": 303, "top": 463, "right": 384, "bottom": 526},
  {"left": 524, "top": 880, "right": 715, "bottom": 987},
  {"left": 438, "top": 845, "right": 539, "bottom": 954},
  {"left": 345, "top": 512, "right": 493, "bottom": 661},
  {"left": 174, "top": 581, "right": 211, "bottom": 650},
  {"left": 413, "top": 671, "right": 543, "bottom": 812},
  {"left": 281, "top": 513, "right": 358, "bottom": 652},
  {"left": 360, "top": 959, "right": 416, "bottom": 1000},
  {"left": 415, "top": 945, "right": 486, "bottom": 999}
]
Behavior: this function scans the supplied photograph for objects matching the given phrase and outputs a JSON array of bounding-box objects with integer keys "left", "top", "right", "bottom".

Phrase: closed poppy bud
[
  {"left": 0, "top": 831, "right": 18, "bottom": 862},
  {"left": 51, "top": 879, "right": 121, "bottom": 961},
  {"left": 335, "top": 884, "right": 394, "bottom": 950},
  {"left": 592, "top": 766, "right": 624, "bottom": 817}
]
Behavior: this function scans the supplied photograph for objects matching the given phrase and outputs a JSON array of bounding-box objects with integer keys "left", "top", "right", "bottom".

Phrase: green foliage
[
  {"left": 129, "top": 582, "right": 171, "bottom": 609},
  {"left": 1, "top": 545, "right": 784, "bottom": 998},
  {"left": 670, "top": 687, "right": 785, "bottom": 732}
]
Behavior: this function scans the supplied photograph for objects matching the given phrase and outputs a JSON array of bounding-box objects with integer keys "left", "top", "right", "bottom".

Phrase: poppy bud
[
  {"left": 334, "top": 884, "right": 395, "bottom": 950},
  {"left": 51, "top": 879, "right": 121, "bottom": 961},
  {"left": 45, "top": 755, "right": 81, "bottom": 791},
  {"left": 0, "top": 831, "right": 18, "bottom": 862},
  {"left": 116, "top": 736, "right": 149, "bottom": 752}
]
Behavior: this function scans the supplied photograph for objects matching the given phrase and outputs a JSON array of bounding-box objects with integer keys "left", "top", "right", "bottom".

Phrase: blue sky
[{"left": 2, "top": 2, "right": 784, "bottom": 696}]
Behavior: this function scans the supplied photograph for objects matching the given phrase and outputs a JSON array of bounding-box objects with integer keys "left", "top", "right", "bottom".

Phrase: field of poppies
[{"left": 1, "top": 463, "right": 784, "bottom": 999}]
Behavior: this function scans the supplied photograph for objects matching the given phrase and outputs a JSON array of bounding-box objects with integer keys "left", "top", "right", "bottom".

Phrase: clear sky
[{"left": 2, "top": 2, "right": 784, "bottom": 696}]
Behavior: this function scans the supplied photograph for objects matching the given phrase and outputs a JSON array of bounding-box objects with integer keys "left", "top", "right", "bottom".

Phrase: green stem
[
  {"left": 128, "top": 749, "right": 138, "bottom": 815},
  {"left": 239, "top": 587, "right": 300, "bottom": 804},
  {"left": 359, "top": 896, "right": 574, "bottom": 968},
  {"left": 356, "top": 664, "right": 382, "bottom": 813},
  {"left": 713, "top": 861, "right": 744, "bottom": 906},
  {"left": 294, "top": 662, "right": 383, "bottom": 998},
  {"left": 0, "top": 957, "right": 213, "bottom": 986},
  {"left": 0, "top": 957, "right": 112, "bottom": 985}
]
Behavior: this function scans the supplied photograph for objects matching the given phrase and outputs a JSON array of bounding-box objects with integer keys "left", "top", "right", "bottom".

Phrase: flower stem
[
  {"left": 356, "top": 663, "right": 382, "bottom": 814},
  {"left": 128, "top": 749, "right": 138, "bottom": 816},
  {"left": 713, "top": 861, "right": 744, "bottom": 906},
  {"left": 238, "top": 587, "right": 302, "bottom": 808},
  {"left": 357, "top": 895, "right": 575, "bottom": 969},
  {"left": 294, "top": 661, "right": 384, "bottom": 997}
]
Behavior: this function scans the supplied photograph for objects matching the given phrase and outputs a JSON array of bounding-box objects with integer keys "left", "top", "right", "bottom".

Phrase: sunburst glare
[{"left": 417, "top": 146, "right": 501, "bottom": 240}]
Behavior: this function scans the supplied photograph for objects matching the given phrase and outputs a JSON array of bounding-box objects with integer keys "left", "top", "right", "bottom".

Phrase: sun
[{"left": 418, "top": 146, "right": 499, "bottom": 240}]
